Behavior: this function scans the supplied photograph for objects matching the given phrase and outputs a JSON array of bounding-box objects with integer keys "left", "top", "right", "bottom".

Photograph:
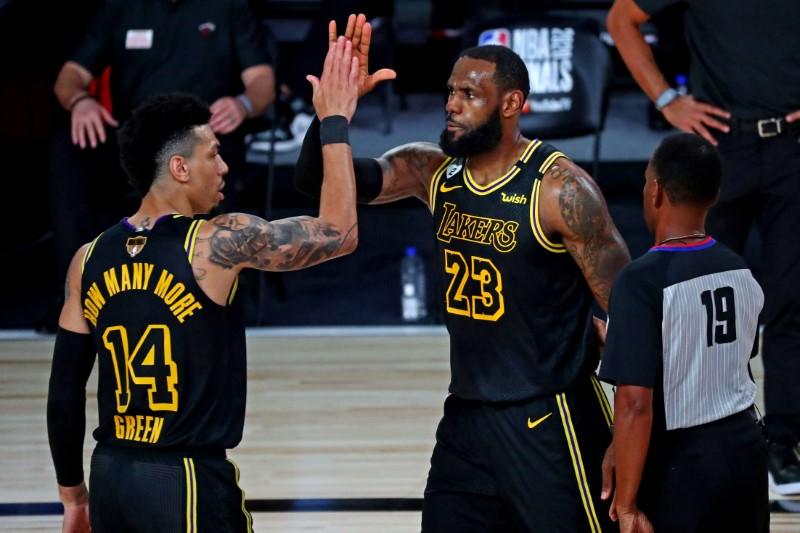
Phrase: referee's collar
[{"left": 649, "top": 236, "right": 716, "bottom": 253}]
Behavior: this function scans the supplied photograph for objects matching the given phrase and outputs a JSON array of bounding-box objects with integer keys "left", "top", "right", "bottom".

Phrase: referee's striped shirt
[{"left": 599, "top": 237, "right": 763, "bottom": 431}]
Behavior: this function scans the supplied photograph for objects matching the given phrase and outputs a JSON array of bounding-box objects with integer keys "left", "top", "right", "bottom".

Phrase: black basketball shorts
[
  {"left": 89, "top": 444, "right": 253, "bottom": 533},
  {"left": 422, "top": 375, "right": 615, "bottom": 533}
]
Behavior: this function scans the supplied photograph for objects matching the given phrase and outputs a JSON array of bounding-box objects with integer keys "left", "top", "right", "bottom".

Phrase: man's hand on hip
[
  {"left": 661, "top": 95, "right": 730, "bottom": 146},
  {"left": 71, "top": 98, "right": 118, "bottom": 150}
]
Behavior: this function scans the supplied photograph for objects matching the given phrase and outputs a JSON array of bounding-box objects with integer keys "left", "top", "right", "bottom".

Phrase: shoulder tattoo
[{"left": 549, "top": 163, "right": 629, "bottom": 307}]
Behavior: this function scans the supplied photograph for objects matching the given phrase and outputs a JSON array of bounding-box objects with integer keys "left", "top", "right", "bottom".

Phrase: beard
[{"left": 438, "top": 106, "right": 503, "bottom": 158}]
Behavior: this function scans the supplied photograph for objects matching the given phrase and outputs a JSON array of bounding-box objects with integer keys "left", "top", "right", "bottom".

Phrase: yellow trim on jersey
[
  {"left": 183, "top": 458, "right": 197, "bottom": 533},
  {"left": 173, "top": 214, "right": 184, "bottom": 219},
  {"left": 228, "top": 276, "right": 239, "bottom": 306},
  {"left": 539, "top": 150, "right": 567, "bottom": 174},
  {"left": 591, "top": 375, "right": 614, "bottom": 428},
  {"left": 190, "top": 459, "right": 198, "bottom": 533},
  {"left": 184, "top": 220, "right": 200, "bottom": 253},
  {"left": 519, "top": 138, "right": 543, "bottom": 163},
  {"left": 464, "top": 166, "right": 521, "bottom": 195},
  {"left": 557, "top": 393, "right": 603, "bottom": 533},
  {"left": 227, "top": 458, "right": 254, "bottom": 533},
  {"left": 81, "top": 233, "right": 104, "bottom": 273},
  {"left": 429, "top": 156, "right": 454, "bottom": 214},
  {"left": 529, "top": 180, "right": 567, "bottom": 253},
  {"left": 187, "top": 220, "right": 205, "bottom": 263},
  {"left": 463, "top": 139, "right": 542, "bottom": 196}
]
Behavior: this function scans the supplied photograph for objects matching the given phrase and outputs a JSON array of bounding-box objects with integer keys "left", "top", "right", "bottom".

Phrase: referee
[{"left": 598, "top": 133, "right": 768, "bottom": 533}]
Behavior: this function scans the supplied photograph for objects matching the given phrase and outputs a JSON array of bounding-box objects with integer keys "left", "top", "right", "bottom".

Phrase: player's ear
[
  {"left": 502, "top": 89, "right": 525, "bottom": 117},
  {"left": 169, "top": 155, "right": 191, "bottom": 184},
  {"left": 653, "top": 180, "right": 665, "bottom": 209}
]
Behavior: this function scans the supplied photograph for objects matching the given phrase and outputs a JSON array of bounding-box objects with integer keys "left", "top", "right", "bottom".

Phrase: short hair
[
  {"left": 117, "top": 93, "right": 211, "bottom": 196},
  {"left": 457, "top": 45, "right": 530, "bottom": 97},
  {"left": 651, "top": 133, "right": 721, "bottom": 206}
]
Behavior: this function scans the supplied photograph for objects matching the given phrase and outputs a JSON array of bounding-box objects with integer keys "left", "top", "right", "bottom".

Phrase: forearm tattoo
[
  {"left": 204, "top": 213, "right": 357, "bottom": 271},
  {"left": 550, "top": 164, "right": 630, "bottom": 309}
]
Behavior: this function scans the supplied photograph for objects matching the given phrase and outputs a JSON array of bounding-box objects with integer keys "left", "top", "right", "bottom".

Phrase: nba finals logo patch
[
  {"left": 126, "top": 236, "right": 147, "bottom": 257},
  {"left": 478, "top": 28, "right": 511, "bottom": 47},
  {"left": 446, "top": 161, "right": 463, "bottom": 178}
]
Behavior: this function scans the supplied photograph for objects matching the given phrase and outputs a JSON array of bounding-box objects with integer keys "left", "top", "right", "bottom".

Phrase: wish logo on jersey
[{"left": 479, "top": 28, "right": 511, "bottom": 47}]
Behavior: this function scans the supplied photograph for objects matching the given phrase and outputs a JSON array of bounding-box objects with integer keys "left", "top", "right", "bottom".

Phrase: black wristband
[
  {"left": 319, "top": 115, "right": 349, "bottom": 146},
  {"left": 295, "top": 116, "right": 382, "bottom": 203}
]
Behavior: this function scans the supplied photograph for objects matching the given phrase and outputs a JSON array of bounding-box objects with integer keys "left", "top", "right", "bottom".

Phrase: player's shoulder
[
  {"left": 204, "top": 212, "right": 261, "bottom": 232},
  {"left": 539, "top": 153, "right": 597, "bottom": 201},
  {"left": 72, "top": 242, "right": 93, "bottom": 267}
]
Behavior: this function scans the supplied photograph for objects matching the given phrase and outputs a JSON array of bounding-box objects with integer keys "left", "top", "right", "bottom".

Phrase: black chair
[{"left": 463, "top": 14, "right": 612, "bottom": 178}]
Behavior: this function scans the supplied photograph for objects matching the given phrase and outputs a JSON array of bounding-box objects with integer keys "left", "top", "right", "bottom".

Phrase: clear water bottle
[
  {"left": 675, "top": 74, "right": 689, "bottom": 96},
  {"left": 401, "top": 246, "right": 427, "bottom": 322}
]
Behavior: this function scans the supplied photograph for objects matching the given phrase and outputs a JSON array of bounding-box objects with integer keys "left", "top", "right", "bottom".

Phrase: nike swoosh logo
[
  {"left": 439, "top": 183, "right": 463, "bottom": 193},
  {"left": 527, "top": 412, "right": 552, "bottom": 429}
]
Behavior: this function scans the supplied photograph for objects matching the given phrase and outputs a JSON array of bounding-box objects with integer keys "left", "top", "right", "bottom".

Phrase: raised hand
[
  {"left": 661, "top": 95, "right": 730, "bottom": 146},
  {"left": 306, "top": 36, "right": 360, "bottom": 122},
  {"left": 329, "top": 13, "right": 396, "bottom": 98},
  {"left": 71, "top": 97, "right": 118, "bottom": 149}
]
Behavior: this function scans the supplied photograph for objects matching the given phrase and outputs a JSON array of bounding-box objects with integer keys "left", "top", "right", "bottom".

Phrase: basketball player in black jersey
[
  {"left": 296, "top": 15, "right": 630, "bottom": 532},
  {"left": 47, "top": 37, "right": 360, "bottom": 532}
]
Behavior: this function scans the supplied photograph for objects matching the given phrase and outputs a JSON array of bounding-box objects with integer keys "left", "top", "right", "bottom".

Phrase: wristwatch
[
  {"left": 236, "top": 94, "right": 254, "bottom": 117},
  {"left": 655, "top": 88, "right": 679, "bottom": 111}
]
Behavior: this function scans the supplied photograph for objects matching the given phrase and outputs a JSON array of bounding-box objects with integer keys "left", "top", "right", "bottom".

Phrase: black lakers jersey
[
  {"left": 80, "top": 214, "right": 246, "bottom": 450},
  {"left": 430, "top": 140, "right": 598, "bottom": 402}
]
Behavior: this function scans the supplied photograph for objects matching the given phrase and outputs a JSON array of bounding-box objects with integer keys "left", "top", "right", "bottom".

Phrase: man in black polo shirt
[
  {"left": 599, "top": 133, "right": 768, "bottom": 533},
  {"left": 48, "top": 0, "right": 275, "bottom": 319},
  {"left": 607, "top": 0, "right": 800, "bottom": 494}
]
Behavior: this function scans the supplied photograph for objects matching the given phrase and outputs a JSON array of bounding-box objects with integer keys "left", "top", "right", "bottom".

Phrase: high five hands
[
  {"left": 328, "top": 13, "right": 396, "bottom": 98},
  {"left": 306, "top": 36, "right": 360, "bottom": 122}
]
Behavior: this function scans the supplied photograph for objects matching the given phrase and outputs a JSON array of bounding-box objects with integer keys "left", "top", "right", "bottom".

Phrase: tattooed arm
[
  {"left": 192, "top": 35, "right": 360, "bottom": 305},
  {"left": 370, "top": 142, "right": 447, "bottom": 206},
  {"left": 199, "top": 211, "right": 357, "bottom": 273},
  {"left": 539, "top": 159, "right": 630, "bottom": 311},
  {"left": 197, "top": 130, "right": 358, "bottom": 275}
]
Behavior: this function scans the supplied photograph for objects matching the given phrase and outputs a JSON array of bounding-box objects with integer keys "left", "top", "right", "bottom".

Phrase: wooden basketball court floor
[{"left": 1, "top": 328, "right": 799, "bottom": 532}]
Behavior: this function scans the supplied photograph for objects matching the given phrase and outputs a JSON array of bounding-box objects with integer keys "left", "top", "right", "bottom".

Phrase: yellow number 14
[{"left": 102, "top": 325, "right": 179, "bottom": 413}]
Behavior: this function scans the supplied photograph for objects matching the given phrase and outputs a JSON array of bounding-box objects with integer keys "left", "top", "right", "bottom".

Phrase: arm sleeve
[
  {"left": 294, "top": 116, "right": 384, "bottom": 203},
  {"left": 231, "top": 0, "right": 272, "bottom": 69},
  {"left": 69, "top": 0, "right": 119, "bottom": 76},
  {"left": 634, "top": 0, "right": 685, "bottom": 15},
  {"left": 47, "top": 327, "right": 97, "bottom": 487},
  {"left": 598, "top": 267, "right": 663, "bottom": 387}
]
